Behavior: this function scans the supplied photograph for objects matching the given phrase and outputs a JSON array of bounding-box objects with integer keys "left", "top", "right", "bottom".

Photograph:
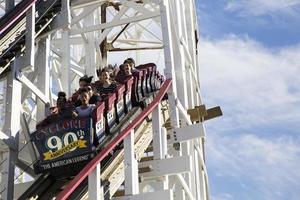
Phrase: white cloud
[
  {"left": 199, "top": 35, "right": 300, "bottom": 130},
  {"left": 206, "top": 133, "right": 300, "bottom": 200},
  {"left": 212, "top": 193, "right": 234, "bottom": 200},
  {"left": 225, "top": 0, "right": 300, "bottom": 16},
  {"left": 198, "top": 35, "right": 300, "bottom": 199}
]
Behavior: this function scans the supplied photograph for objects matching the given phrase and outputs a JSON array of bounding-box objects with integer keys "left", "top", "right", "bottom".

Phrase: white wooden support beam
[
  {"left": 160, "top": 0, "right": 180, "bottom": 129},
  {"left": 84, "top": 8, "right": 97, "bottom": 78},
  {"left": 195, "top": 144, "right": 209, "bottom": 200},
  {"left": 175, "top": 97, "right": 194, "bottom": 197},
  {"left": 51, "top": 46, "right": 85, "bottom": 73},
  {"left": 178, "top": 0, "right": 194, "bottom": 109},
  {"left": 51, "top": 60, "right": 64, "bottom": 92},
  {"left": 172, "top": 0, "right": 188, "bottom": 109},
  {"left": 71, "top": 10, "right": 89, "bottom": 43},
  {"left": 70, "top": 10, "right": 160, "bottom": 35},
  {"left": 71, "top": 0, "right": 104, "bottom": 9},
  {"left": 3, "top": 65, "right": 22, "bottom": 137},
  {"left": 21, "top": 70, "right": 38, "bottom": 102},
  {"left": 180, "top": 38, "right": 202, "bottom": 102},
  {"left": 14, "top": 181, "right": 35, "bottom": 199},
  {"left": 61, "top": 31, "right": 71, "bottom": 96},
  {"left": 161, "top": 127, "right": 168, "bottom": 158},
  {"left": 193, "top": 147, "right": 201, "bottom": 200},
  {"left": 96, "top": 7, "right": 128, "bottom": 47},
  {"left": 139, "top": 156, "right": 192, "bottom": 178},
  {"left": 0, "top": 64, "right": 21, "bottom": 200},
  {"left": 184, "top": 0, "right": 198, "bottom": 107},
  {"left": 88, "top": 163, "right": 103, "bottom": 200},
  {"left": 152, "top": 104, "right": 163, "bottom": 160},
  {"left": 176, "top": 174, "right": 196, "bottom": 200},
  {"left": 195, "top": 145, "right": 209, "bottom": 186},
  {"left": 160, "top": 1, "right": 184, "bottom": 197},
  {"left": 15, "top": 158, "right": 36, "bottom": 178},
  {"left": 20, "top": 113, "right": 38, "bottom": 161},
  {"left": 71, "top": 5, "right": 99, "bottom": 25},
  {"left": 168, "top": 123, "right": 205, "bottom": 144},
  {"left": 0, "top": 130, "right": 9, "bottom": 140},
  {"left": 120, "top": 0, "right": 158, "bottom": 15},
  {"left": 112, "top": 190, "right": 173, "bottom": 200},
  {"left": 70, "top": 66, "right": 84, "bottom": 77},
  {"left": 73, "top": 6, "right": 126, "bottom": 38},
  {"left": 147, "top": 105, "right": 169, "bottom": 190},
  {"left": 124, "top": 130, "right": 139, "bottom": 195},
  {"left": 50, "top": 0, "right": 71, "bottom": 30},
  {"left": 175, "top": 97, "right": 192, "bottom": 125},
  {"left": 52, "top": 36, "right": 85, "bottom": 46},
  {"left": 16, "top": 72, "right": 50, "bottom": 104},
  {"left": 0, "top": 131, "right": 18, "bottom": 151},
  {"left": 36, "top": 35, "right": 51, "bottom": 121},
  {"left": 16, "top": 4, "right": 35, "bottom": 72}
]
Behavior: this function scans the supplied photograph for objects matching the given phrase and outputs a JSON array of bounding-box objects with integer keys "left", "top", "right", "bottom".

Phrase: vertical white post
[
  {"left": 0, "top": 64, "right": 22, "bottom": 200},
  {"left": 36, "top": 36, "right": 51, "bottom": 121},
  {"left": 84, "top": 7, "right": 97, "bottom": 78},
  {"left": 160, "top": 0, "right": 179, "bottom": 128},
  {"left": 26, "top": 4, "right": 35, "bottom": 70},
  {"left": 187, "top": 0, "right": 199, "bottom": 106},
  {"left": 152, "top": 104, "right": 163, "bottom": 160},
  {"left": 160, "top": 0, "right": 185, "bottom": 199},
  {"left": 172, "top": 0, "right": 188, "bottom": 109},
  {"left": 61, "top": 31, "right": 71, "bottom": 96},
  {"left": 88, "top": 163, "right": 103, "bottom": 200},
  {"left": 151, "top": 104, "right": 169, "bottom": 190},
  {"left": 194, "top": 147, "right": 201, "bottom": 200},
  {"left": 14, "top": 4, "right": 35, "bottom": 71},
  {"left": 180, "top": 0, "right": 194, "bottom": 109},
  {"left": 124, "top": 130, "right": 139, "bottom": 195}
]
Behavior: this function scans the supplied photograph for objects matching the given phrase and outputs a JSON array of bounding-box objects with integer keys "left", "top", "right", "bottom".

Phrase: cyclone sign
[{"left": 31, "top": 118, "right": 93, "bottom": 170}]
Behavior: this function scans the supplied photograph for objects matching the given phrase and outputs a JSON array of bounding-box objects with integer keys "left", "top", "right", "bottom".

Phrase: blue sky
[{"left": 195, "top": 0, "right": 300, "bottom": 200}]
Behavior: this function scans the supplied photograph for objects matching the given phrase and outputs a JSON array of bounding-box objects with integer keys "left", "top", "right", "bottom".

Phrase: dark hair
[
  {"left": 119, "top": 64, "right": 126, "bottom": 72},
  {"left": 124, "top": 58, "right": 135, "bottom": 65},
  {"left": 57, "top": 91, "right": 66, "bottom": 98},
  {"left": 97, "top": 67, "right": 111, "bottom": 77},
  {"left": 78, "top": 87, "right": 89, "bottom": 94},
  {"left": 79, "top": 75, "right": 93, "bottom": 83}
]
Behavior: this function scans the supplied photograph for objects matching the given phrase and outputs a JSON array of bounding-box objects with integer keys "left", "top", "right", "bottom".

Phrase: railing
[
  {"left": 56, "top": 78, "right": 172, "bottom": 200},
  {"left": 0, "top": 0, "right": 37, "bottom": 35}
]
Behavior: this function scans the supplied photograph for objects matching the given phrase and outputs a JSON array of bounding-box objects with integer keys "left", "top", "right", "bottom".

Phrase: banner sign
[{"left": 31, "top": 118, "right": 94, "bottom": 170}]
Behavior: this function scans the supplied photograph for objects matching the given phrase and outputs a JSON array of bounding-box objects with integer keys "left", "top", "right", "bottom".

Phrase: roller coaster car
[
  {"left": 136, "top": 63, "right": 157, "bottom": 93},
  {"left": 30, "top": 63, "right": 161, "bottom": 177},
  {"left": 132, "top": 70, "right": 144, "bottom": 104},
  {"left": 31, "top": 102, "right": 106, "bottom": 176}
]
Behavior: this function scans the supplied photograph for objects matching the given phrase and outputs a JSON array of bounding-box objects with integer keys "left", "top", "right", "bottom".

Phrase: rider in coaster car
[
  {"left": 94, "top": 68, "right": 118, "bottom": 97},
  {"left": 124, "top": 58, "right": 139, "bottom": 72},
  {"left": 74, "top": 85, "right": 101, "bottom": 107},
  {"left": 115, "top": 63, "right": 132, "bottom": 84},
  {"left": 86, "top": 85, "right": 101, "bottom": 105},
  {"left": 73, "top": 88, "right": 96, "bottom": 118},
  {"left": 39, "top": 92, "right": 74, "bottom": 127},
  {"left": 70, "top": 75, "right": 93, "bottom": 104}
]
